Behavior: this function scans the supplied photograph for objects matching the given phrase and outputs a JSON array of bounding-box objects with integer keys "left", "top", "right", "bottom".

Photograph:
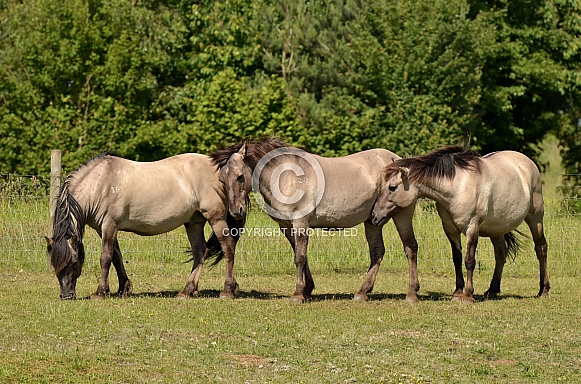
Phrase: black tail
[
  {"left": 504, "top": 230, "right": 528, "bottom": 261},
  {"left": 183, "top": 212, "right": 247, "bottom": 267},
  {"left": 205, "top": 211, "right": 247, "bottom": 268}
]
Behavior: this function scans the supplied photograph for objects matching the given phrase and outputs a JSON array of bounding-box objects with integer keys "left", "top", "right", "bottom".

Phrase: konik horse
[
  {"left": 372, "top": 146, "right": 550, "bottom": 303},
  {"left": 46, "top": 153, "right": 245, "bottom": 299},
  {"left": 210, "top": 138, "right": 420, "bottom": 302}
]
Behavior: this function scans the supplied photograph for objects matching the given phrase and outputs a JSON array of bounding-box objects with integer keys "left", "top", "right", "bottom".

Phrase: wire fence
[{"left": 1, "top": 174, "right": 580, "bottom": 278}]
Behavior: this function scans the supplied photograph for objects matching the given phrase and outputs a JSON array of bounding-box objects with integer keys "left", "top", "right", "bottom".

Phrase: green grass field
[{"left": 1, "top": 188, "right": 580, "bottom": 383}]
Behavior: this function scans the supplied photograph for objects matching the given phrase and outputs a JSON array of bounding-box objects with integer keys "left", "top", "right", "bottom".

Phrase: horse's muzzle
[
  {"left": 60, "top": 292, "right": 77, "bottom": 300},
  {"left": 231, "top": 206, "right": 246, "bottom": 220},
  {"left": 371, "top": 212, "right": 386, "bottom": 226}
]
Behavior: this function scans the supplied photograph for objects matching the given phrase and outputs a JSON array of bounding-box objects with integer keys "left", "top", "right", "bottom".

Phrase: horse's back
[
  {"left": 483, "top": 151, "right": 542, "bottom": 193},
  {"left": 315, "top": 148, "right": 398, "bottom": 181},
  {"left": 78, "top": 153, "right": 217, "bottom": 198},
  {"left": 307, "top": 149, "right": 399, "bottom": 226},
  {"left": 69, "top": 153, "right": 223, "bottom": 234}
]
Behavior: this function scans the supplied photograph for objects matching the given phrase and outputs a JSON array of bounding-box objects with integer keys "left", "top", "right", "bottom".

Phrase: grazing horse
[
  {"left": 210, "top": 138, "right": 420, "bottom": 303},
  {"left": 371, "top": 146, "right": 550, "bottom": 303},
  {"left": 45, "top": 153, "right": 245, "bottom": 300}
]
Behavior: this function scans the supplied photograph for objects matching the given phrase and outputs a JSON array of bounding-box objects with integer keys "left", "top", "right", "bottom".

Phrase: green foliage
[
  {"left": 124, "top": 70, "right": 304, "bottom": 160},
  {"left": 1, "top": 0, "right": 580, "bottom": 173},
  {"left": 470, "top": 0, "right": 581, "bottom": 160}
]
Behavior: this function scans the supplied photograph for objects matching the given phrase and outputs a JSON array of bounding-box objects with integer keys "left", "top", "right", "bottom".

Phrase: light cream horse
[
  {"left": 46, "top": 153, "right": 245, "bottom": 299},
  {"left": 371, "top": 146, "right": 550, "bottom": 303},
  {"left": 210, "top": 138, "right": 420, "bottom": 303}
]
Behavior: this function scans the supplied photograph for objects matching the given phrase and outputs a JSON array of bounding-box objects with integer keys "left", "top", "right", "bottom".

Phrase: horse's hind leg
[
  {"left": 177, "top": 220, "right": 207, "bottom": 298},
  {"left": 354, "top": 220, "right": 386, "bottom": 302},
  {"left": 526, "top": 214, "right": 550, "bottom": 297},
  {"left": 484, "top": 236, "right": 507, "bottom": 300},
  {"left": 112, "top": 240, "right": 132, "bottom": 297}
]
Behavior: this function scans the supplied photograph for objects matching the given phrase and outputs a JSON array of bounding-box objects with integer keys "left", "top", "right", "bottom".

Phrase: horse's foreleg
[
  {"left": 354, "top": 221, "right": 386, "bottom": 302},
  {"left": 526, "top": 217, "right": 550, "bottom": 298},
  {"left": 208, "top": 218, "right": 239, "bottom": 299},
  {"left": 484, "top": 236, "right": 507, "bottom": 300},
  {"left": 92, "top": 225, "right": 118, "bottom": 299},
  {"left": 177, "top": 221, "right": 207, "bottom": 298},
  {"left": 437, "top": 205, "right": 465, "bottom": 301},
  {"left": 290, "top": 224, "right": 311, "bottom": 303},
  {"left": 462, "top": 225, "right": 479, "bottom": 304},
  {"left": 111, "top": 240, "right": 132, "bottom": 297},
  {"left": 442, "top": 226, "right": 464, "bottom": 301},
  {"left": 393, "top": 210, "right": 420, "bottom": 303}
]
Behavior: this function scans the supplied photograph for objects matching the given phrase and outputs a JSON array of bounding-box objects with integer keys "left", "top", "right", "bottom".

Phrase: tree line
[{"left": 1, "top": 0, "right": 580, "bottom": 176}]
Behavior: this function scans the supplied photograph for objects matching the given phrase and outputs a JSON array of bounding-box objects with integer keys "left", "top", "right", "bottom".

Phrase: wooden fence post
[{"left": 49, "top": 150, "right": 62, "bottom": 235}]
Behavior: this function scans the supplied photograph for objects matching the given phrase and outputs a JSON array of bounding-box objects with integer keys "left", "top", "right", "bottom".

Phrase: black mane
[
  {"left": 49, "top": 153, "right": 119, "bottom": 272},
  {"left": 209, "top": 137, "right": 305, "bottom": 168},
  {"left": 385, "top": 146, "right": 482, "bottom": 184},
  {"left": 49, "top": 179, "right": 86, "bottom": 273}
]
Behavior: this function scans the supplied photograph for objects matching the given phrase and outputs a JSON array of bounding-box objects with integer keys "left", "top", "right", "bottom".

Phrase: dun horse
[
  {"left": 211, "top": 138, "right": 420, "bottom": 303},
  {"left": 46, "top": 153, "right": 245, "bottom": 299},
  {"left": 371, "top": 146, "right": 550, "bottom": 303}
]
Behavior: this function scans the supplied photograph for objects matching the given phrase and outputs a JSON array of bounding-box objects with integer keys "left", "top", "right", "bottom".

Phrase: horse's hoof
[
  {"left": 461, "top": 296, "right": 475, "bottom": 304},
  {"left": 90, "top": 293, "right": 106, "bottom": 300},
  {"left": 219, "top": 290, "right": 235, "bottom": 299},
  {"left": 538, "top": 292, "right": 549, "bottom": 299},
  {"left": 176, "top": 290, "right": 198, "bottom": 299},
  {"left": 289, "top": 295, "right": 305, "bottom": 304},
  {"left": 451, "top": 292, "right": 463, "bottom": 302},
  {"left": 118, "top": 289, "right": 131, "bottom": 298},
  {"left": 353, "top": 294, "right": 368, "bottom": 302},
  {"left": 122, "top": 281, "right": 133, "bottom": 296},
  {"left": 483, "top": 290, "right": 498, "bottom": 300},
  {"left": 405, "top": 295, "right": 419, "bottom": 303}
]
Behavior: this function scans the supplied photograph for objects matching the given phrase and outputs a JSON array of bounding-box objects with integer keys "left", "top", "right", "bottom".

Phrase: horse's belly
[
  {"left": 117, "top": 207, "right": 199, "bottom": 236},
  {"left": 119, "top": 218, "right": 187, "bottom": 236},
  {"left": 309, "top": 209, "right": 370, "bottom": 228},
  {"left": 479, "top": 214, "right": 527, "bottom": 237}
]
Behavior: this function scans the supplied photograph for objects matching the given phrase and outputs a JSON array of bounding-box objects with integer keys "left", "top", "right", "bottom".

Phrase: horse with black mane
[
  {"left": 371, "top": 146, "right": 550, "bottom": 303},
  {"left": 46, "top": 153, "right": 245, "bottom": 300},
  {"left": 210, "top": 138, "right": 421, "bottom": 303}
]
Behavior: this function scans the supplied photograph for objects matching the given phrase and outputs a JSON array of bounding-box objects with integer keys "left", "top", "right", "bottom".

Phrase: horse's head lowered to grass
[{"left": 45, "top": 179, "right": 86, "bottom": 300}]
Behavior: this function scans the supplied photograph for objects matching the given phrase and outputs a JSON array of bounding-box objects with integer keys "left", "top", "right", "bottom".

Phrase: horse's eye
[
  {"left": 237, "top": 175, "right": 245, "bottom": 183},
  {"left": 388, "top": 185, "right": 398, "bottom": 192}
]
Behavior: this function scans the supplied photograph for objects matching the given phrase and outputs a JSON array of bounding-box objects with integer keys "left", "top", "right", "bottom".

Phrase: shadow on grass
[
  {"left": 79, "top": 289, "right": 533, "bottom": 302},
  {"left": 311, "top": 290, "right": 532, "bottom": 302}
]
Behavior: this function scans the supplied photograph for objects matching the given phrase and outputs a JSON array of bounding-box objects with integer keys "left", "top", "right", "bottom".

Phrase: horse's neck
[{"left": 416, "top": 182, "right": 455, "bottom": 206}]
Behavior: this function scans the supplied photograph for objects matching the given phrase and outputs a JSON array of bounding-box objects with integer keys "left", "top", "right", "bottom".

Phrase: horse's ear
[
  {"left": 399, "top": 167, "right": 409, "bottom": 179},
  {"left": 237, "top": 142, "right": 248, "bottom": 159},
  {"left": 45, "top": 236, "right": 55, "bottom": 251}
]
